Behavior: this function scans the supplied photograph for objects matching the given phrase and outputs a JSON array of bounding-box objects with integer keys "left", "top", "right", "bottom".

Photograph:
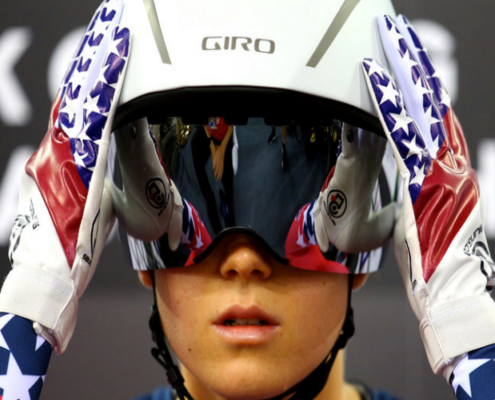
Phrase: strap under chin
[{"left": 267, "top": 305, "right": 355, "bottom": 400}]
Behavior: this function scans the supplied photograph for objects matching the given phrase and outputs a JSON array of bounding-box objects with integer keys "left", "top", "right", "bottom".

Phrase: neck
[{"left": 179, "top": 350, "right": 360, "bottom": 400}]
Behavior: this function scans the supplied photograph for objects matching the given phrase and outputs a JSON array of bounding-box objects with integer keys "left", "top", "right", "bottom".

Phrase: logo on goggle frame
[
  {"left": 146, "top": 178, "right": 169, "bottom": 214},
  {"left": 326, "top": 190, "right": 347, "bottom": 219}
]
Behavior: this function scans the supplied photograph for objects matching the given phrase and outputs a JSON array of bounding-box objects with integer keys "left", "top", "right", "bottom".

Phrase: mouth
[
  {"left": 223, "top": 318, "right": 270, "bottom": 327},
  {"left": 213, "top": 305, "right": 279, "bottom": 345},
  {"left": 214, "top": 304, "right": 278, "bottom": 327}
]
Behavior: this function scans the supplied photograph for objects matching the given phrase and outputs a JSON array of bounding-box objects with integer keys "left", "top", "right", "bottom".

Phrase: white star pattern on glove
[
  {"left": 0, "top": 314, "right": 14, "bottom": 350},
  {"left": 78, "top": 39, "right": 98, "bottom": 70},
  {"left": 424, "top": 105, "right": 440, "bottom": 127},
  {"left": 83, "top": 92, "right": 102, "bottom": 117},
  {"left": 389, "top": 108, "right": 413, "bottom": 135},
  {"left": 91, "top": 12, "right": 112, "bottom": 41},
  {"left": 387, "top": 24, "right": 404, "bottom": 49},
  {"left": 73, "top": 148, "right": 90, "bottom": 168},
  {"left": 363, "top": 59, "right": 386, "bottom": 80},
  {"left": 0, "top": 314, "right": 50, "bottom": 400},
  {"left": 409, "top": 163, "right": 426, "bottom": 187},
  {"left": 402, "top": 49, "right": 419, "bottom": 70},
  {"left": 452, "top": 356, "right": 493, "bottom": 397},
  {"left": 413, "top": 74, "right": 432, "bottom": 98},
  {"left": 378, "top": 80, "right": 399, "bottom": 106},
  {"left": 0, "top": 355, "right": 43, "bottom": 400},
  {"left": 403, "top": 133, "right": 426, "bottom": 161},
  {"left": 106, "top": 33, "right": 126, "bottom": 61},
  {"left": 95, "top": 62, "right": 112, "bottom": 88},
  {"left": 58, "top": 89, "right": 78, "bottom": 129}
]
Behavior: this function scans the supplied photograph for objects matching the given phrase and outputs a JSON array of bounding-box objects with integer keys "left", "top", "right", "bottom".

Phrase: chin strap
[
  {"left": 267, "top": 274, "right": 355, "bottom": 400},
  {"left": 148, "top": 272, "right": 355, "bottom": 400}
]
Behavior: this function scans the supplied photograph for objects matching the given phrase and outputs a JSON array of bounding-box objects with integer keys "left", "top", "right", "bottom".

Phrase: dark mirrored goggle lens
[
  {"left": 118, "top": 117, "right": 389, "bottom": 273},
  {"left": 162, "top": 118, "right": 335, "bottom": 244}
]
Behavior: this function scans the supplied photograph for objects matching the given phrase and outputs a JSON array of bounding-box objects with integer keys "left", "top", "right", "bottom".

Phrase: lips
[
  {"left": 214, "top": 305, "right": 278, "bottom": 326},
  {"left": 213, "top": 305, "right": 279, "bottom": 345}
]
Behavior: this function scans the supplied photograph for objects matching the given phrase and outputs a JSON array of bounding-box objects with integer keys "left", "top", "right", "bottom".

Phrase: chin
[
  {"left": 192, "top": 363, "right": 304, "bottom": 400},
  {"left": 208, "top": 383, "right": 288, "bottom": 400}
]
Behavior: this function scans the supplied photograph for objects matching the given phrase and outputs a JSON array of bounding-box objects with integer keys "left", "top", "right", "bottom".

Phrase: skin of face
[{"left": 140, "top": 234, "right": 366, "bottom": 400}]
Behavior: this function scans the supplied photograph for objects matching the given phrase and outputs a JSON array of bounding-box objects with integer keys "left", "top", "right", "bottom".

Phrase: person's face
[{"left": 141, "top": 234, "right": 360, "bottom": 400}]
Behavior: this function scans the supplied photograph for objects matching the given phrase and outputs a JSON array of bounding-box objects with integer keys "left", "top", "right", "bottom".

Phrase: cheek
[
  {"left": 154, "top": 271, "right": 213, "bottom": 357},
  {"left": 285, "top": 276, "right": 349, "bottom": 356}
]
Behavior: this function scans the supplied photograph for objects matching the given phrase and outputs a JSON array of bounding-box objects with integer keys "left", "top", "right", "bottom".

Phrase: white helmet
[{"left": 114, "top": 0, "right": 395, "bottom": 131}]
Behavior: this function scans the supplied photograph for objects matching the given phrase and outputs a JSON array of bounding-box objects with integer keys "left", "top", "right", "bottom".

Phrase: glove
[
  {"left": 110, "top": 117, "right": 183, "bottom": 250},
  {"left": 0, "top": 0, "right": 129, "bottom": 354},
  {"left": 362, "top": 14, "right": 495, "bottom": 379},
  {"left": 285, "top": 122, "right": 396, "bottom": 274},
  {"left": 313, "top": 122, "right": 396, "bottom": 254}
]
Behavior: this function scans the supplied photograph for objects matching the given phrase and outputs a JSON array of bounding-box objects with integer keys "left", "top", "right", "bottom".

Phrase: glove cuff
[
  {"left": 421, "top": 294, "right": 495, "bottom": 374},
  {"left": 0, "top": 265, "right": 77, "bottom": 353}
]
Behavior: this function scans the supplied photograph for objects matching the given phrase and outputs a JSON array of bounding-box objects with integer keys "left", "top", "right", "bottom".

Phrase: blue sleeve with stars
[
  {"left": 451, "top": 344, "right": 495, "bottom": 399},
  {"left": 0, "top": 312, "right": 52, "bottom": 400}
]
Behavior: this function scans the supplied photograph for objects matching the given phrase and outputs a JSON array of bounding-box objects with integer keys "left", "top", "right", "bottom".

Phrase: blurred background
[{"left": 1, "top": 0, "right": 494, "bottom": 398}]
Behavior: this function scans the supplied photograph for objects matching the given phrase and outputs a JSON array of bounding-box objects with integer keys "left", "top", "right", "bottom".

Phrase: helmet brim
[{"left": 114, "top": 86, "right": 385, "bottom": 136}]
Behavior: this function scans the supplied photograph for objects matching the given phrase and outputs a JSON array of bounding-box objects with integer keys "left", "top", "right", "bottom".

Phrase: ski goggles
[{"left": 115, "top": 117, "right": 395, "bottom": 275}]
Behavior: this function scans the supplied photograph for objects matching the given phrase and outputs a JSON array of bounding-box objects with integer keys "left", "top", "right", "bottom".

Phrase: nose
[{"left": 219, "top": 239, "right": 272, "bottom": 281}]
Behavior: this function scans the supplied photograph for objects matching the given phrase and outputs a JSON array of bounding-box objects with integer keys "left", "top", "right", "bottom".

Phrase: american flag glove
[
  {"left": 0, "top": 2, "right": 130, "bottom": 393},
  {"left": 313, "top": 122, "right": 396, "bottom": 255},
  {"left": 362, "top": 14, "right": 495, "bottom": 386}
]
